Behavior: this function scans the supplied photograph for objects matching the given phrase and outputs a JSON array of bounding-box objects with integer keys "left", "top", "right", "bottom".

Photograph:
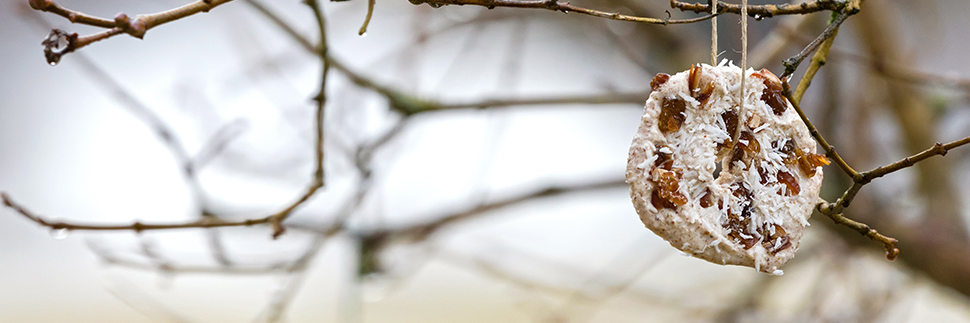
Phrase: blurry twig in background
[
  {"left": 777, "top": 20, "right": 970, "bottom": 98},
  {"left": 258, "top": 236, "right": 327, "bottom": 323},
  {"left": 107, "top": 277, "right": 195, "bottom": 323}
]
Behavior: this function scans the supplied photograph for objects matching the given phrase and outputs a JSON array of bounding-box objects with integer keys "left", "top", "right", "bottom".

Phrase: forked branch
[
  {"left": 781, "top": 8, "right": 970, "bottom": 259},
  {"left": 31, "top": 0, "right": 237, "bottom": 64},
  {"left": 7, "top": 0, "right": 329, "bottom": 239}
]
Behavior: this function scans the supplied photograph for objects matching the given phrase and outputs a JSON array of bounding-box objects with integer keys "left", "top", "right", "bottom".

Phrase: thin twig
[
  {"left": 775, "top": 18, "right": 970, "bottom": 97},
  {"left": 815, "top": 132, "right": 970, "bottom": 216},
  {"left": 792, "top": 26, "right": 839, "bottom": 103},
  {"left": 23, "top": 5, "right": 246, "bottom": 266},
  {"left": 670, "top": 0, "right": 846, "bottom": 17},
  {"left": 2, "top": 192, "right": 269, "bottom": 231},
  {"left": 246, "top": 0, "right": 646, "bottom": 116},
  {"left": 439, "top": 92, "right": 650, "bottom": 109},
  {"left": 411, "top": 0, "right": 718, "bottom": 25},
  {"left": 385, "top": 179, "right": 626, "bottom": 240},
  {"left": 29, "top": 0, "right": 116, "bottom": 28},
  {"left": 779, "top": 40, "right": 904, "bottom": 259},
  {"left": 33, "top": 0, "right": 237, "bottom": 63},
  {"left": 244, "top": 0, "right": 315, "bottom": 53},
  {"left": 261, "top": 236, "right": 327, "bottom": 322},
  {"left": 89, "top": 239, "right": 310, "bottom": 275},
  {"left": 782, "top": 82, "right": 859, "bottom": 179},
  {"left": 359, "top": 0, "right": 376, "bottom": 36},
  {"left": 823, "top": 212, "right": 899, "bottom": 260},
  {"left": 264, "top": 0, "right": 331, "bottom": 238},
  {"left": 778, "top": 10, "right": 970, "bottom": 260},
  {"left": 862, "top": 138, "right": 970, "bottom": 183},
  {"left": 781, "top": 10, "right": 851, "bottom": 79}
]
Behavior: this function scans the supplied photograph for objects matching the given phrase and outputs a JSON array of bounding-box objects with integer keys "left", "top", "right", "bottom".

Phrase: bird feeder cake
[{"left": 625, "top": 63, "right": 829, "bottom": 274}]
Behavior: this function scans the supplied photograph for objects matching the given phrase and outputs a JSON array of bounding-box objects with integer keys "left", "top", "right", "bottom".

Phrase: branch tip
[
  {"left": 271, "top": 220, "right": 286, "bottom": 239},
  {"left": 820, "top": 208, "right": 901, "bottom": 262},
  {"left": 29, "top": 0, "right": 51, "bottom": 10}
]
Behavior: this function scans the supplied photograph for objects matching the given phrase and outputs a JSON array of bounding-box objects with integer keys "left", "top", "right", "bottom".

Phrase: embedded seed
[
  {"left": 718, "top": 109, "right": 739, "bottom": 151},
  {"left": 725, "top": 209, "right": 758, "bottom": 249},
  {"left": 776, "top": 171, "right": 800, "bottom": 195},
  {"left": 651, "top": 189, "right": 676, "bottom": 209},
  {"left": 738, "top": 131, "right": 760, "bottom": 154},
  {"left": 700, "top": 188, "right": 714, "bottom": 208},
  {"left": 653, "top": 167, "right": 688, "bottom": 207},
  {"left": 754, "top": 69, "right": 788, "bottom": 116},
  {"left": 654, "top": 146, "right": 673, "bottom": 170},
  {"left": 758, "top": 165, "right": 770, "bottom": 185},
  {"left": 659, "top": 97, "right": 687, "bottom": 134},
  {"left": 651, "top": 73, "right": 671, "bottom": 92},
  {"left": 761, "top": 224, "right": 791, "bottom": 254},
  {"left": 688, "top": 64, "right": 715, "bottom": 105},
  {"left": 729, "top": 147, "right": 745, "bottom": 169}
]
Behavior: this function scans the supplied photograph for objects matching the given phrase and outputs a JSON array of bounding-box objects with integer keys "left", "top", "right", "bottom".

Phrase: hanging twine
[
  {"left": 733, "top": 0, "right": 748, "bottom": 143},
  {"left": 711, "top": 0, "right": 718, "bottom": 65}
]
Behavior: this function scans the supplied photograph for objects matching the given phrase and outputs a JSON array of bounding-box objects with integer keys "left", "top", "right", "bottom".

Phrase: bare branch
[
  {"left": 781, "top": 10, "right": 853, "bottom": 78},
  {"left": 822, "top": 211, "right": 898, "bottom": 260},
  {"left": 778, "top": 45, "right": 903, "bottom": 258},
  {"left": 32, "top": 0, "right": 237, "bottom": 64},
  {"left": 782, "top": 81, "right": 858, "bottom": 179},
  {"left": 386, "top": 179, "right": 627, "bottom": 240},
  {"left": 359, "top": 0, "right": 377, "bottom": 35},
  {"left": 88, "top": 239, "right": 309, "bottom": 275},
  {"left": 862, "top": 138, "right": 970, "bottom": 183},
  {"left": 670, "top": 0, "right": 851, "bottom": 17},
  {"left": 410, "top": 0, "right": 718, "bottom": 25},
  {"left": 792, "top": 25, "right": 839, "bottom": 103},
  {"left": 28, "top": 0, "right": 116, "bottom": 28},
  {"left": 2, "top": 192, "right": 268, "bottom": 232}
]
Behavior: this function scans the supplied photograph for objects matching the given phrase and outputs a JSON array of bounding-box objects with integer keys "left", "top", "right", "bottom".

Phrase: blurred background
[{"left": 2, "top": 0, "right": 970, "bottom": 322}]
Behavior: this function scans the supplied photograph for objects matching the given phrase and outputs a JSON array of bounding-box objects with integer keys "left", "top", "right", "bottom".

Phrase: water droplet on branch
[
  {"left": 42, "top": 29, "right": 76, "bottom": 66},
  {"left": 50, "top": 228, "right": 71, "bottom": 240}
]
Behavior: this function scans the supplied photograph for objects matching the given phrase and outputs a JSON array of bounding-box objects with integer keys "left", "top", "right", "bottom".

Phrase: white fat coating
[{"left": 625, "top": 63, "right": 823, "bottom": 274}]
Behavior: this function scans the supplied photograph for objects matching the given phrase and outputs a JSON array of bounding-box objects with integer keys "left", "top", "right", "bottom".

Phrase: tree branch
[
  {"left": 3, "top": 0, "right": 332, "bottom": 238},
  {"left": 822, "top": 211, "right": 898, "bottom": 260},
  {"left": 32, "top": 0, "right": 237, "bottom": 64},
  {"left": 781, "top": 10, "right": 852, "bottom": 79},
  {"left": 670, "top": 0, "right": 846, "bottom": 17},
  {"left": 860, "top": 138, "right": 970, "bottom": 183},
  {"left": 792, "top": 26, "right": 839, "bottom": 103},
  {"left": 383, "top": 179, "right": 627, "bottom": 241},
  {"left": 782, "top": 82, "right": 859, "bottom": 179},
  {"left": 410, "top": 0, "right": 718, "bottom": 25}
]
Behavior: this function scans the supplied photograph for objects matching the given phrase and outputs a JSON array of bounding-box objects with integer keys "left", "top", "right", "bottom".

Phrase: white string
[
  {"left": 741, "top": 0, "right": 748, "bottom": 77},
  {"left": 734, "top": 0, "right": 748, "bottom": 143},
  {"left": 711, "top": 0, "right": 718, "bottom": 65}
]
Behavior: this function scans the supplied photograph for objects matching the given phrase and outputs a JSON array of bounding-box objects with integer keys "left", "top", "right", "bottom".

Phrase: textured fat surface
[{"left": 625, "top": 63, "right": 823, "bottom": 274}]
